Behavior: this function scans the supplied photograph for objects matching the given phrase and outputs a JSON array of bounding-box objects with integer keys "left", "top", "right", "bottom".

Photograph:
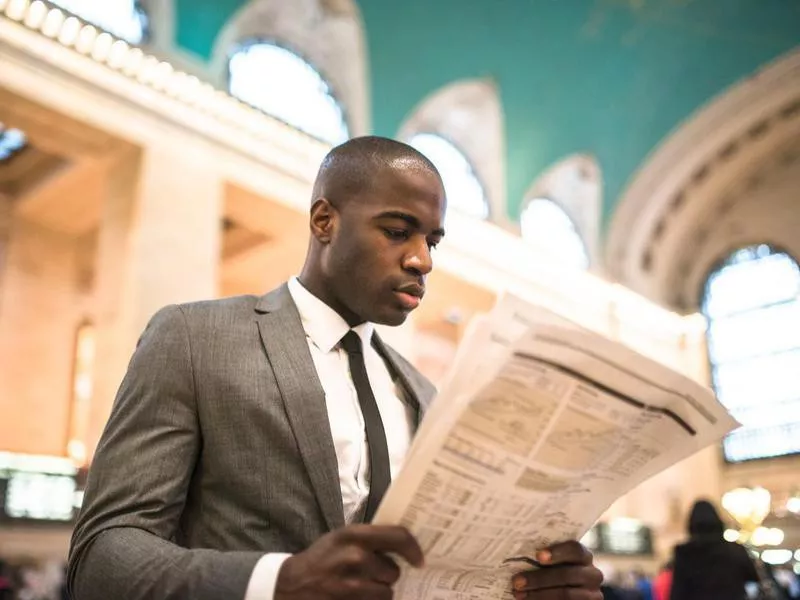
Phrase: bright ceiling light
[
  {"left": 6, "top": 0, "right": 29, "bottom": 21},
  {"left": 107, "top": 39, "right": 129, "bottom": 69},
  {"left": 723, "top": 529, "right": 740, "bottom": 542},
  {"left": 57, "top": 16, "right": 81, "bottom": 46},
  {"left": 75, "top": 23, "right": 97, "bottom": 54},
  {"left": 41, "top": 8, "right": 65, "bottom": 37},
  {"left": 23, "top": 0, "right": 46, "bottom": 28},
  {"left": 91, "top": 32, "right": 113, "bottom": 62},
  {"left": 760, "top": 549, "right": 792, "bottom": 565}
]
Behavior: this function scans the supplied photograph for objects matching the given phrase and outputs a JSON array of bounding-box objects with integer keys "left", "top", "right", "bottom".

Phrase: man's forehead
[
  {"left": 385, "top": 155, "right": 433, "bottom": 173},
  {"left": 374, "top": 159, "right": 444, "bottom": 194}
]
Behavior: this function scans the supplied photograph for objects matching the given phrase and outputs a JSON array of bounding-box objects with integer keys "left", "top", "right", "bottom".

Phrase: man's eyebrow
[{"left": 375, "top": 211, "right": 445, "bottom": 237}]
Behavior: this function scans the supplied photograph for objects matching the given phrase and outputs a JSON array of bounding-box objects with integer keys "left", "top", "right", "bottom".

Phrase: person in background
[
  {"left": 670, "top": 499, "right": 758, "bottom": 600},
  {"left": 632, "top": 567, "right": 654, "bottom": 600},
  {"left": 774, "top": 567, "right": 800, "bottom": 599},
  {"left": 652, "top": 561, "right": 673, "bottom": 600},
  {"left": 0, "top": 560, "right": 13, "bottom": 600}
]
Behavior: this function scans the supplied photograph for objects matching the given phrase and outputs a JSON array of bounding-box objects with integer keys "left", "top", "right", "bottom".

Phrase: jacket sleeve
[{"left": 67, "top": 305, "right": 262, "bottom": 600}]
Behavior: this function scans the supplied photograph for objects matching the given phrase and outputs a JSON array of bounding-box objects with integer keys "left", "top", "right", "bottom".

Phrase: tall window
[
  {"left": 67, "top": 322, "right": 95, "bottom": 465},
  {"left": 50, "top": 0, "right": 148, "bottom": 44},
  {"left": 702, "top": 244, "right": 800, "bottom": 462},
  {"left": 228, "top": 42, "right": 349, "bottom": 146},
  {"left": 408, "top": 133, "right": 489, "bottom": 220},
  {"left": 0, "top": 124, "right": 27, "bottom": 162},
  {"left": 520, "top": 197, "right": 589, "bottom": 269}
]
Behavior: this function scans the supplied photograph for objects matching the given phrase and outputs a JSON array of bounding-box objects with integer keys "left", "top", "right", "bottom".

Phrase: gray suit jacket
[{"left": 67, "top": 284, "right": 436, "bottom": 600}]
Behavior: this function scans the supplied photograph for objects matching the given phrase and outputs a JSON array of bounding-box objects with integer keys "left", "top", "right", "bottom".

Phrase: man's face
[{"left": 321, "top": 161, "right": 446, "bottom": 326}]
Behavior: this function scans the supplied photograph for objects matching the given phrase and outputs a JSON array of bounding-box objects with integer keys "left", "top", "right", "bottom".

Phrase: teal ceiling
[{"left": 174, "top": 0, "right": 800, "bottom": 225}]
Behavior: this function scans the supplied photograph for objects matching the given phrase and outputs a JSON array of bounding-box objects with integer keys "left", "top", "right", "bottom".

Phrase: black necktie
[{"left": 340, "top": 330, "right": 391, "bottom": 522}]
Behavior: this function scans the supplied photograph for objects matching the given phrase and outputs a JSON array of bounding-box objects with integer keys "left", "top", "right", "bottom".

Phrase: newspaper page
[{"left": 374, "top": 292, "right": 739, "bottom": 600}]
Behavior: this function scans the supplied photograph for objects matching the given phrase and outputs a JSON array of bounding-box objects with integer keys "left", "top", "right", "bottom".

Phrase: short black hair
[
  {"left": 687, "top": 499, "right": 724, "bottom": 538},
  {"left": 311, "top": 135, "right": 441, "bottom": 206}
]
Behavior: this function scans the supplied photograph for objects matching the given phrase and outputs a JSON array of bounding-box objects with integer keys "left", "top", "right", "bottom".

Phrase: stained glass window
[
  {"left": 228, "top": 43, "right": 349, "bottom": 146},
  {"left": 0, "top": 124, "right": 27, "bottom": 162},
  {"left": 50, "top": 0, "right": 148, "bottom": 44},
  {"left": 702, "top": 244, "right": 800, "bottom": 462},
  {"left": 520, "top": 198, "right": 589, "bottom": 269},
  {"left": 408, "top": 133, "right": 488, "bottom": 220}
]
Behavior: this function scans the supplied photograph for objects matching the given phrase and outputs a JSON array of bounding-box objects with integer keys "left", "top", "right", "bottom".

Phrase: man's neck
[{"left": 295, "top": 274, "right": 364, "bottom": 328}]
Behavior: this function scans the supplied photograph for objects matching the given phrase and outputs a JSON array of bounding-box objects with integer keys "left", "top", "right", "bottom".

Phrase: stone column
[
  {"left": 87, "top": 145, "right": 223, "bottom": 458},
  {"left": 0, "top": 194, "right": 11, "bottom": 304}
]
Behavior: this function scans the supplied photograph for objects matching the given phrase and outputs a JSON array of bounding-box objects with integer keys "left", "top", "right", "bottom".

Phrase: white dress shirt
[{"left": 244, "top": 277, "right": 415, "bottom": 599}]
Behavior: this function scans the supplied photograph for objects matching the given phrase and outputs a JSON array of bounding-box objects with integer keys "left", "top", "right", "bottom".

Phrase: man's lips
[{"left": 394, "top": 283, "right": 425, "bottom": 309}]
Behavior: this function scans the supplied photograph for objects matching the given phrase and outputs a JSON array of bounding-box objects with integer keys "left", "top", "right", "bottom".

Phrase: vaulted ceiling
[{"left": 168, "top": 0, "right": 800, "bottom": 224}]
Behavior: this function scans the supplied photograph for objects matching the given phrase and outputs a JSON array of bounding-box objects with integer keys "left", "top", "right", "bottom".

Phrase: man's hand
[
  {"left": 511, "top": 541, "right": 603, "bottom": 599},
  {"left": 274, "top": 524, "right": 424, "bottom": 600}
]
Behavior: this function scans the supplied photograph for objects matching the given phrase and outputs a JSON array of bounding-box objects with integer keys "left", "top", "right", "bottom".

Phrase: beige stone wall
[{"left": 0, "top": 216, "right": 91, "bottom": 455}]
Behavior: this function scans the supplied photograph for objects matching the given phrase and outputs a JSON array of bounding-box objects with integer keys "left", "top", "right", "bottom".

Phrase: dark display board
[
  {"left": 583, "top": 520, "right": 654, "bottom": 556},
  {"left": 0, "top": 453, "right": 84, "bottom": 524}
]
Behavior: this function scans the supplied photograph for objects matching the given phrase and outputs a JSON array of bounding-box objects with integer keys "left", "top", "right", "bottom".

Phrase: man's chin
[{"left": 373, "top": 307, "right": 411, "bottom": 327}]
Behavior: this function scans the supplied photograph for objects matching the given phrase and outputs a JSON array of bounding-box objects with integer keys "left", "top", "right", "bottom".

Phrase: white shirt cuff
[{"left": 244, "top": 553, "right": 292, "bottom": 600}]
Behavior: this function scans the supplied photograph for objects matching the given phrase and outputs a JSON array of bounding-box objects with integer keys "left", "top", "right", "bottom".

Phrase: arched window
[
  {"left": 520, "top": 198, "right": 589, "bottom": 269},
  {"left": 702, "top": 244, "right": 800, "bottom": 462},
  {"left": 0, "top": 125, "right": 27, "bottom": 162},
  {"left": 50, "top": 0, "right": 148, "bottom": 44},
  {"left": 228, "top": 42, "right": 349, "bottom": 145},
  {"left": 67, "top": 321, "right": 95, "bottom": 465},
  {"left": 408, "top": 133, "right": 488, "bottom": 220}
]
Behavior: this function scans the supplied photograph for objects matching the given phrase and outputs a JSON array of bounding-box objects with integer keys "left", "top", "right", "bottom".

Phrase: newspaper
[{"left": 374, "top": 292, "right": 739, "bottom": 600}]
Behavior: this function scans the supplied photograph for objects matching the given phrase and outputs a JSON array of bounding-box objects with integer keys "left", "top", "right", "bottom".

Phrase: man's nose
[{"left": 403, "top": 240, "right": 433, "bottom": 275}]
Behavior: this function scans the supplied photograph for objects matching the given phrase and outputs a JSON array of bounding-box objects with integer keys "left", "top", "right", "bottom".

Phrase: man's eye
[
  {"left": 428, "top": 240, "right": 439, "bottom": 250},
  {"left": 384, "top": 229, "right": 409, "bottom": 240}
]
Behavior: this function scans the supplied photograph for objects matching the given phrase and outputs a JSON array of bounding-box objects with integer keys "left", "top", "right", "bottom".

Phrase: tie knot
[{"left": 340, "top": 330, "right": 363, "bottom": 355}]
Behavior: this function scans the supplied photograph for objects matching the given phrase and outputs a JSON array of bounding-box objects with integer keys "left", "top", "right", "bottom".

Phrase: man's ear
[{"left": 309, "top": 198, "right": 336, "bottom": 243}]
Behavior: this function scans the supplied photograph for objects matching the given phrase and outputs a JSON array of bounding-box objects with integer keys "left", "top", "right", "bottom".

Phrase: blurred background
[{"left": 0, "top": 0, "right": 798, "bottom": 598}]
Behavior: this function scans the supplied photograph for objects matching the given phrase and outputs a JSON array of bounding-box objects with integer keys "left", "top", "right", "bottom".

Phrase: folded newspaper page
[{"left": 374, "top": 292, "right": 739, "bottom": 600}]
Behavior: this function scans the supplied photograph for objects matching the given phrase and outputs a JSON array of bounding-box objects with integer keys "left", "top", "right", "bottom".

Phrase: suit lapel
[
  {"left": 372, "top": 334, "right": 432, "bottom": 425},
  {"left": 255, "top": 285, "right": 345, "bottom": 532}
]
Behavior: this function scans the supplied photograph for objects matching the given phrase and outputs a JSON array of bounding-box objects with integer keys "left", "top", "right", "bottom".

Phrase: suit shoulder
[
  {"left": 142, "top": 295, "right": 263, "bottom": 338},
  {"left": 175, "top": 295, "right": 261, "bottom": 318}
]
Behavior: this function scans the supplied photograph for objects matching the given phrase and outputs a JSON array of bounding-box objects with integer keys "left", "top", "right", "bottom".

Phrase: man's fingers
[
  {"left": 350, "top": 552, "right": 401, "bottom": 585},
  {"left": 535, "top": 541, "right": 593, "bottom": 566},
  {"left": 338, "top": 524, "right": 425, "bottom": 567},
  {"left": 512, "top": 565, "right": 604, "bottom": 592},
  {"left": 339, "top": 578, "right": 394, "bottom": 600},
  {"left": 513, "top": 589, "right": 603, "bottom": 600}
]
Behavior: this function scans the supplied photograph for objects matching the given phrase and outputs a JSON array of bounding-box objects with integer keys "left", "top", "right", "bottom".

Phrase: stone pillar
[
  {"left": 87, "top": 145, "right": 223, "bottom": 458},
  {"left": 0, "top": 194, "right": 11, "bottom": 303}
]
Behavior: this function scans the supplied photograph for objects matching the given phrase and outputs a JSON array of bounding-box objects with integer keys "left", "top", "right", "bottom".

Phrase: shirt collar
[{"left": 287, "top": 277, "right": 374, "bottom": 354}]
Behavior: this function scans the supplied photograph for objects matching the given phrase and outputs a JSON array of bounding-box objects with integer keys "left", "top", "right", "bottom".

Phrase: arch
[
  {"left": 228, "top": 42, "right": 349, "bottom": 145},
  {"left": 50, "top": 0, "right": 149, "bottom": 44},
  {"left": 397, "top": 79, "right": 505, "bottom": 224},
  {"left": 607, "top": 47, "right": 800, "bottom": 309},
  {"left": 209, "top": 0, "right": 369, "bottom": 138},
  {"left": 701, "top": 244, "right": 800, "bottom": 462},
  {"left": 519, "top": 198, "right": 589, "bottom": 270},
  {"left": 519, "top": 154, "right": 602, "bottom": 269},
  {"left": 407, "top": 133, "right": 489, "bottom": 221}
]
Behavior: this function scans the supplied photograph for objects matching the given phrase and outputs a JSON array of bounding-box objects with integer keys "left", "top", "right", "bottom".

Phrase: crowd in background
[
  {"left": 600, "top": 562, "right": 800, "bottom": 600},
  {"left": 600, "top": 500, "right": 800, "bottom": 600},
  {"left": 0, "top": 559, "right": 67, "bottom": 600}
]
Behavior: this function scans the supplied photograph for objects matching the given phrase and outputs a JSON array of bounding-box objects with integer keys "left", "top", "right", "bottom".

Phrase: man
[{"left": 68, "top": 136, "right": 603, "bottom": 600}]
